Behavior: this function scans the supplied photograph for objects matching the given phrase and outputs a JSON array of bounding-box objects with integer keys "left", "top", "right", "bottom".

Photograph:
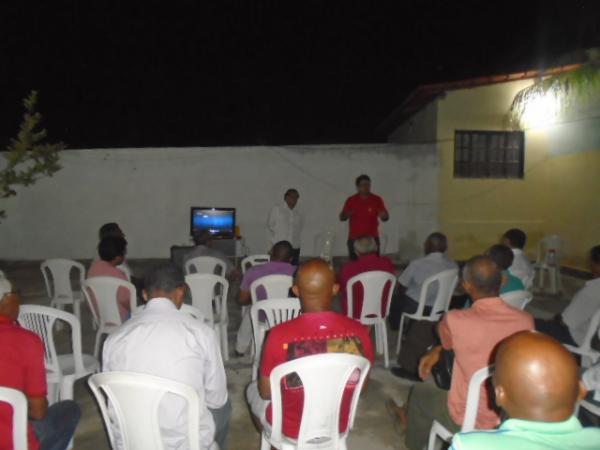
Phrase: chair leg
[
  {"left": 221, "top": 325, "right": 229, "bottom": 361},
  {"left": 94, "top": 331, "right": 102, "bottom": 360},
  {"left": 73, "top": 300, "right": 81, "bottom": 324},
  {"left": 60, "top": 376, "right": 75, "bottom": 400},
  {"left": 539, "top": 267, "right": 545, "bottom": 290},
  {"left": 381, "top": 323, "right": 389, "bottom": 368},
  {"left": 550, "top": 267, "right": 557, "bottom": 294},
  {"left": 260, "top": 434, "right": 271, "bottom": 450},
  {"left": 396, "top": 316, "right": 406, "bottom": 355}
]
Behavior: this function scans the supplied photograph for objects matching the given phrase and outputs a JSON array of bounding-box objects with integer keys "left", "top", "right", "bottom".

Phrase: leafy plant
[
  {"left": 507, "top": 52, "right": 600, "bottom": 130},
  {"left": 0, "top": 91, "right": 63, "bottom": 218}
]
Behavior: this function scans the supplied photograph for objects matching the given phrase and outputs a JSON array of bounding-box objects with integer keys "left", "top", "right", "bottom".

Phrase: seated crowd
[{"left": 1, "top": 221, "right": 600, "bottom": 450}]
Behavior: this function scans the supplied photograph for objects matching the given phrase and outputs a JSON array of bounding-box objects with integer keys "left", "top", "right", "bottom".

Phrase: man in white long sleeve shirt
[
  {"left": 267, "top": 188, "right": 304, "bottom": 265},
  {"left": 103, "top": 264, "right": 231, "bottom": 450}
]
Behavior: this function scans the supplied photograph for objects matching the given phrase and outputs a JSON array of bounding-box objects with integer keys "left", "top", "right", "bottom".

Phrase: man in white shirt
[
  {"left": 536, "top": 245, "right": 600, "bottom": 349},
  {"left": 103, "top": 265, "right": 231, "bottom": 450},
  {"left": 501, "top": 228, "right": 534, "bottom": 287},
  {"left": 267, "top": 189, "right": 304, "bottom": 265},
  {"left": 390, "top": 232, "right": 457, "bottom": 380}
]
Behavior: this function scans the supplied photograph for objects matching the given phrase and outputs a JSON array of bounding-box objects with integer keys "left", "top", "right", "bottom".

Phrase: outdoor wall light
[{"left": 520, "top": 89, "right": 561, "bottom": 129}]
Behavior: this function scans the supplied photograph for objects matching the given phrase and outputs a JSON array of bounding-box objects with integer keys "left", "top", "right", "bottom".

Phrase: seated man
[
  {"left": 103, "top": 265, "right": 231, "bottom": 450},
  {"left": 388, "top": 255, "right": 534, "bottom": 450},
  {"left": 93, "top": 222, "right": 132, "bottom": 279},
  {"left": 535, "top": 245, "right": 600, "bottom": 348},
  {"left": 183, "top": 229, "right": 234, "bottom": 277},
  {"left": 246, "top": 259, "right": 374, "bottom": 439},
  {"left": 234, "top": 240, "right": 297, "bottom": 356},
  {"left": 88, "top": 236, "right": 132, "bottom": 321},
  {"left": 338, "top": 235, "right": 396, "bottom": 319},
  {"left": 389, "top": 232, "right": 457, "bottom": 329},
  {"left": 389, "top": 232, "right": 457, "bottom": 380},
  {"left": 0, "top": 274, "right": 80, "bottom": 450},
  {"left": 501, "top": 228, "right": 534, "bottom": 286},
  {"left": 451, "top": 331, "right": 600, "bottom": 449},
  {"left": 487, "top": 244, "right": 525, "bottom": 294}
]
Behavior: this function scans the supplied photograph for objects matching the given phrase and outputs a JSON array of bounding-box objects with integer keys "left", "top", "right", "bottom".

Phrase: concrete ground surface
[{"left": 1, "top": 259, "right": 584, "bottom": 450}]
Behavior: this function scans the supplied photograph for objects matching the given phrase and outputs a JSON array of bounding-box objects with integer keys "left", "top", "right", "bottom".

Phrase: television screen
[{"left": 190, "top": 207, "right": 236, "bottom": 239}]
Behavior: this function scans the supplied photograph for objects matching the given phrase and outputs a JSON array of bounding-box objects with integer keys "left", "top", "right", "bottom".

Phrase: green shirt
[
  {"left": 451, "top": 416, "right": 600, "bottom": 450},
  {"left": 501, "top": 270, "right": 525, "bottom": 294}
]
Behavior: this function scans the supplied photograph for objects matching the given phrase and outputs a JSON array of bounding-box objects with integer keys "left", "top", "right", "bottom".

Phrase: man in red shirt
[
  {"left": 339, "top": 174, "right": 389, "bottom": 260},
  {"left": 246, "top": 259, "right": 374, "bottom": 439},
  {"left": 338, "top": 235, "right": 396, "bottom": 319},
  {"left": 0, "top": 273, "right": 80, "bottom": 450}
]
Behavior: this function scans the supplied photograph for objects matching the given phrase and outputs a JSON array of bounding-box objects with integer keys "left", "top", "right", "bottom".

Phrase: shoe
[{"left": 391, "top": 367, "right": 422, "bottom": 382}]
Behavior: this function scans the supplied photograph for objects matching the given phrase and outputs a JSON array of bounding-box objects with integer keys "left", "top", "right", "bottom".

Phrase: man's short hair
[
  {"left": 284, "top": 188, "right": 299, "bottom": 198},
  {"left": 192, "top": 229, "right": 213, "bottom": 246},
  {"left": 355, "top": 174, "right": 371, "bottom": 186},
  {"left": 99, "top": 222, "right": 123, "bottom": 240},
  {"left": 353, "top": 235, "right": 378, "bottom": 255},
  {"left": 488, "top": 244, "right": 514, "bottom": 270},
  {"left": 425, "top": 232, "right": 448, "bottom": 253},
  {"left": 98, "top": 236, "right": 127, "bottom": 262},
  {"left": 462, "top": 255, "right": 503, "bottom": 296},
  {"left": 271, "top": 240, "right": 294, "bottom": 261},
  {"left": 590, "top": 245, "right": 600, "bottom": 265},
  {"left": 503, "top": 228, "right": 527, "bottom": 249},
  {"left": 144, "top": 264, "right": 186, "bottom": 295}
]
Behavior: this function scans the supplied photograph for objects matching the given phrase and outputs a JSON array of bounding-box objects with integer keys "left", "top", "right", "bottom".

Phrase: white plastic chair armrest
[{"left": 427, "top": 420, "right": 453, "bottom": 450}]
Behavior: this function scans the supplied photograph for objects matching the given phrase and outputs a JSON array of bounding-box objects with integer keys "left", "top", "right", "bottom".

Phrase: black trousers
[
  {"left": 534, "top": 317, "right": 577, "bottom": 346},
  {"left": 347, "top": 236, "right": 380, "bottom": 260}
]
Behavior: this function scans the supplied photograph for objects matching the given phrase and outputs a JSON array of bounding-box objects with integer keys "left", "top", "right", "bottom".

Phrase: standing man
[
  {"left": 339, "top": 174, "right": 389, "bottom": 260},
  {"left": 267, "top": 188, "right": 304, "bottom": 265}
]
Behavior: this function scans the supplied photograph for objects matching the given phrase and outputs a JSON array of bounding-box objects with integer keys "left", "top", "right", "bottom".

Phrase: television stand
[{"left": 170, "top": 238, "right": 245, "bottom": 268}]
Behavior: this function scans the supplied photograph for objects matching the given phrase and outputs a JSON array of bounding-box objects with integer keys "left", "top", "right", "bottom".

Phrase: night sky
[{"left": 1, "top": 0, "right": 599, "bottom": 148}]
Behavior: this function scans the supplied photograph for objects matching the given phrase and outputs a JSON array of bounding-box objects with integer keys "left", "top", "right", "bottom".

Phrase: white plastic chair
[
  {"left": 427, "top": 365, "right": 494, "bottom": 450},
  {"left": 261, "top": 353, "right": 371, "bottom": 450},
  {"left": 185, "top": 274, "right": 229, "bottom": 360},
  {"left": 0, "top": 387, "right": 28, "bottom": 450},
  {"left": 564, "top": 309, "right": 600, "bottom": 368},
  {"left": 41, "top": 259, "right": 86, "bottom": 324},
  {"left": 346, "top": 271, "right": 396, "bottom": 368},
  {"left": 500, "top": 290, "right": 533, "bottom": 310},
  {"left": 88, "top": 372, "right": 219, "bottom": 450},
  {"left": 18, "top": 305, "right": 99, "bottom": 402},
  {"left": 241, "top": 254, "right": 270, "bottom": 275},
  {"left": 250, "top": 298, "right": 302, "bottom": 381},
  {"left": 250, "top": 274, "right": 294, "bottom": 305},
  {"left": 533, "top": 235, "right": 563, "bottom": 294},
  {"left": 82, "top": 277, "right": 137, "bottom": 359},
  {"left": 185, "top": 256, "right": 227, "bottom": 276},
  {"left": 314, "top": 231, "right": 336, "bottom": 263},
  {"left": 396, "top": 268, "right": 459, "bottom": 356}
]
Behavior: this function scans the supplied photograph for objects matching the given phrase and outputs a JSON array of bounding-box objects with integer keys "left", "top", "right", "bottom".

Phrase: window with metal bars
[{"left": 454, "top": 130, "right": 525, "bottom": 179}]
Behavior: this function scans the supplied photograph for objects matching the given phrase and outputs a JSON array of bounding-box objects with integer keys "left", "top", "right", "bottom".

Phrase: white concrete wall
[{"left": 0, "top": 144, "right": 439, "bottom": 260}]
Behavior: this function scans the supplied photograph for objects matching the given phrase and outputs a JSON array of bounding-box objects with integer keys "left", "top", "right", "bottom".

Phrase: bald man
[
  {"left": 451, "top": 331, "right": 600, "bottom": 449},
  {"left": 390, "top": 255, "right": 533, "bottom": 450},
  {"left": 245, "top": 259, "right": 375, "bottom": 440}
]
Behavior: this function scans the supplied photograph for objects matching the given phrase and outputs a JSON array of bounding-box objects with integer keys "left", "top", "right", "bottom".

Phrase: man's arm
[
  {"left": 239, "top": 289, "right": 252, "bottom": 306},
  {"left": 378, "top": 197, "right": 389, "bottom": 222},
  {"left": 339, "top": 209, "right": 351, "bottom": 221},
  {"left": 258, "top": 374, "right": 271, "bottom": 400},
  {"left": 27, "top": 397, "right": 48, "bottom": 420},
  {"left": 418, "top": 345, "right": 442, "bottom": 380}
]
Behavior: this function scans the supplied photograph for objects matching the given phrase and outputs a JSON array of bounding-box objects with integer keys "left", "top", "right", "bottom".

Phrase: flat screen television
[{"left": 190, "top": 207, "right": 236, "bottom": 239}]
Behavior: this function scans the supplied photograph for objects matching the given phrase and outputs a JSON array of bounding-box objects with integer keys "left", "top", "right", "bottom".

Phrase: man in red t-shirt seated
[
  {"left": 0, "top": 273, "right": 80, "bottom": 450},
  {"left": 246, "top": 259, "right": 375, "bottom": 439},
  {"left": 338, "top": 235, "right": 396, "bottom": 320},
  {"left": 339, "top": 174, "right": 389, "bottom": 260}
]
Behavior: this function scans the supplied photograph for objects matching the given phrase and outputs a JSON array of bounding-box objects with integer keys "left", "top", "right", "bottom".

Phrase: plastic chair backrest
[
  {"left": 18, "top": 305, "right": 86, "bottom": 376},
  {"left": 185, "top": 256, "right": 227, "bottom": 276},
  {"left": 250, "top": 298, "right": 301, "bottom": 353},
  {"left": 0, "top": 387, "right": 28, "bottom": 450},
  {"left": 88, "top": 371, "right": 203, "bottom": 450},
  {"left": 185, "top": 274, "right": 229, "bottom": 326},
  {"left": 41, "top": 259, "right": 85, "bottom": 300},
  {"left": 536, "top": 235, "right": 563, "bottom": 265},
  {"left": 83, "top": 277, "right": 137, "bottom": 327},
  {"left": 500, "top": 290, "right": 533, "bottom": 310},
  {"left": 461, "top": 365, "right": 494, "bottom": 432},
  {"left": 314, "top": 231, "right": 335, "bottom": 262},
  {"left": 241, "top": 255, "right": 270, "bottom": 275},
  {"left": 250, "top": 274, "right": 293, "bottom": 305},
  {"left": 347, "top": 271, "right": 396, "bottom": 322},
  {"left": 415, "top": 268, "right": 459, "bottom": 317},
  {"left": 269, "top": 353, "right": 370, "bottom": 447}
]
